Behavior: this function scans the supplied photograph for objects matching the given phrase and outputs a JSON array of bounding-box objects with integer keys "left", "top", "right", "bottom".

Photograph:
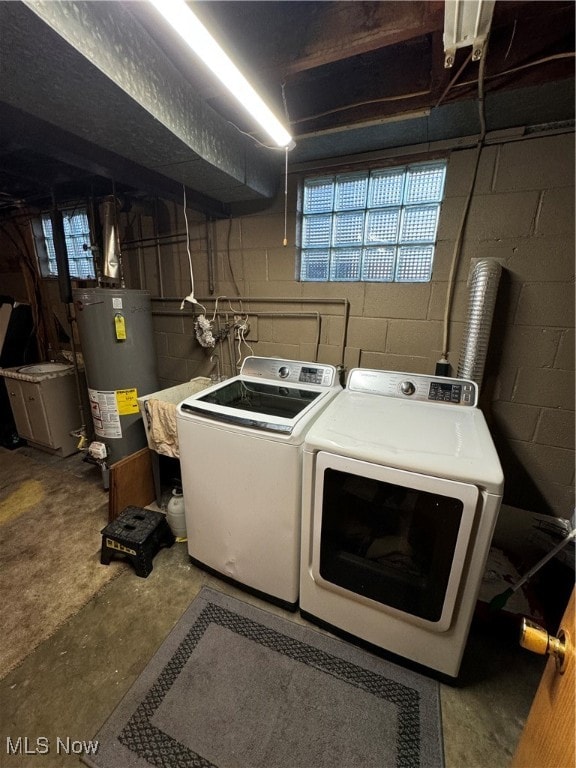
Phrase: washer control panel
[
  {"left": 240, "top": 356, "right": 337, "bottom": 388},
  {"left": 347, "top": 369, "right": 478, "bottom": 406}
]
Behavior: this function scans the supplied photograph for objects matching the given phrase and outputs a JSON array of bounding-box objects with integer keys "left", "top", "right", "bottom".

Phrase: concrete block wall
[{"left": 123, "top": 131, "right": 574, "bottom": 519}]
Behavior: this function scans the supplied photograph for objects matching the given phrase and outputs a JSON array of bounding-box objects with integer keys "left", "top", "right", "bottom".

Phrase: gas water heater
[{"left": 73, "top": 288, "right": 159, "bottom": 480}]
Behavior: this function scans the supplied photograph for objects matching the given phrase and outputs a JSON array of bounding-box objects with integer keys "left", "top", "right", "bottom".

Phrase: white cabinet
[
  {"left": 5, "top": 371, "right": 83, "bottom": 457},
  {"left": 8, "top": 378, "right": 50, "bottom": 444}
]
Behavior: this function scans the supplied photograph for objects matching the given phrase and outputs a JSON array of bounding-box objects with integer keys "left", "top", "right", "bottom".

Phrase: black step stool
[{"left": 100, "top": 506, "right": 175, "bottom": 578}]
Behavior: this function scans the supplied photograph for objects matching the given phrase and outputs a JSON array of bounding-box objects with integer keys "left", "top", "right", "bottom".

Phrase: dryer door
[{"left": 311, "top": 452, "right": 480, "bottom": 631}]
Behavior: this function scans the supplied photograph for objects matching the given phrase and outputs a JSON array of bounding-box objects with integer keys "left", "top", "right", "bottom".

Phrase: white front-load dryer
[{"left": 299, "top": 368, "right": 504, "bottom": 678}]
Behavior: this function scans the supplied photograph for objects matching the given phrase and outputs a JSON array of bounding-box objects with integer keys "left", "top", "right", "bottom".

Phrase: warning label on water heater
[
  {"left": 89, "top": 390, "right": 121, "bottom": 438},
  {"left": 89, "top": 388, "right": 140, "bottom": 438}
]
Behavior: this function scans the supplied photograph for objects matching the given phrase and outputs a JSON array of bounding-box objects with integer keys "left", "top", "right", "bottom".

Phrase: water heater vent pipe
[
  {"left": 99, "top": 196, "right": 125, "bottom": 286},
  {"left": 457, "top": 259, "right": 502, "bottom": 389}
]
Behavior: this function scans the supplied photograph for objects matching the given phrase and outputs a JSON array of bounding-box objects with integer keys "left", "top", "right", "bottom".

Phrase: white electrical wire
[
  {"left": 209, "top": 296, "right": 221, "bottom": 323},
  {"left": 236, "top": 329, "right": 254, "bottom": 368},
  {"left": 181, "top": 184, "right": 207, "bottom": 314},
  {"left": 209, "top": 296, "right": 248, "bottom": 320},
  {"left": 183, "top": 185, "right": 194, "bottom": 296},
  {"left": 241, "top": 325, "right": 253, "bottom": 355},
  {"left": 228, "top": 298, "right": 245, "bottom": 314},
  {"left": 236, "top": 336, "right": 242, "bottom": 368},
  {"left": 283, "top": 146, "right": 289, "bottom": 247},
  {"left": 209, "top": 296, "right": 248, "bottom": 324},
  {"left": 441, "top": 36, "right": 489, "bottom": 362}
]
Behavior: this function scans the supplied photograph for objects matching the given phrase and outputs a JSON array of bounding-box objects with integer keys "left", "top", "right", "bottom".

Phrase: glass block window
[
  {"left": 300, "top": 160, "right": 446, "bottom": 282},
  {"left": 38, "top": 207, "right": 94, "bottom": 279}
]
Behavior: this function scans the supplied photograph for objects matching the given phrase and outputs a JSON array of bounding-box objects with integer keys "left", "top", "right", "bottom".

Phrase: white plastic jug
[{"left": 166, "top": 488, "right": 187, "bottom": 539}]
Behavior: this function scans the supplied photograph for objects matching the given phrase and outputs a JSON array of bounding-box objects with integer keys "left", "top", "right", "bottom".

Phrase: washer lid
[
  {"left": 177, "top": 357, "right": 341, "bottom": 441},
  {"left": 304, "top": 389, "right": 504, "bottom": 493}
]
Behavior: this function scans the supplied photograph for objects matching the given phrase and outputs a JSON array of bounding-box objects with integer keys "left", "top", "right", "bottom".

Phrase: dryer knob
[
  {"left": 400, "top": 380, "right": 416, "bottom": 396},
  {"left": 278, "top": 366, "right": 289, "bottom": 379}
]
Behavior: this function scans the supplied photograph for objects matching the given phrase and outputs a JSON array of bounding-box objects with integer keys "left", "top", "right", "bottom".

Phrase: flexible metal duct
[
  {"left": 457, "top": 259, "right": 502, "bottom": 388},
  {"left": 99, "top": 197, "right": 123, "bottom": 283}
]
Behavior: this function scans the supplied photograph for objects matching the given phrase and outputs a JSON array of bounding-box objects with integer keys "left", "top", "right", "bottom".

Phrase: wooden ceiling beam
[{"left": 280, "top": 1, "right": 444, "bottom": 77}]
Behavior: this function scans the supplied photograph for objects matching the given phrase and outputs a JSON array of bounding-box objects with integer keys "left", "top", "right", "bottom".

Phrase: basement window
[
  {"left": 33, "top": 206, "right": 95, "bottom": 279},
  {"left": 299, "top": 160, "right": 447, "bottom": 282}
]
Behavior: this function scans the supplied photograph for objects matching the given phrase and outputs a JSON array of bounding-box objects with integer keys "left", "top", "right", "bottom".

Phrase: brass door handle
[{"left": 520, "top": 618, "right": 568, "bottom": 672}]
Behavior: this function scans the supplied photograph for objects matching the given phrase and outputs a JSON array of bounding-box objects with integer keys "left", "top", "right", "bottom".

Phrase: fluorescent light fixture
[
  {"left": 149, "top": 0, "right": 294, "bottom": 149},
  {"left": 443, "top": 0, "right": 496, "bottom": 67}
]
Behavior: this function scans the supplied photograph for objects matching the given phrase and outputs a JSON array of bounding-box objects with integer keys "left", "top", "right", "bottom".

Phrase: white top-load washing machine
[
  {"left": 176, "top": 356, "right": 341, "bottom": 609},
  {"left": 300, "top": 368, "right": 504, "bottom": 678}
]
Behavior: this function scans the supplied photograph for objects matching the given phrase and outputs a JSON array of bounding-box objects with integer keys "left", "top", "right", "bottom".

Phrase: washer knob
[
  {"left": 400, "top": 380, "right": 416, "bottom": 396},
  {"left": 278, "top": 366, "right": 289, "bottom": 379}
]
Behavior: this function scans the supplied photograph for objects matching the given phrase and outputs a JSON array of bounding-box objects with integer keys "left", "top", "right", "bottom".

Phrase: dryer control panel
[{"left": 347, "top": 369, "right": 478, "bottom": 406}]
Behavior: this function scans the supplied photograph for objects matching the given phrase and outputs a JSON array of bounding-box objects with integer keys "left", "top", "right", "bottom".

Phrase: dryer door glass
[{"left": 313, "top": 453, "right": 479, "bottom": 628}]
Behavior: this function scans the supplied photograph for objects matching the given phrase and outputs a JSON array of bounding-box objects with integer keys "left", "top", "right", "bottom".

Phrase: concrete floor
[{"left": 0, "top": 449, "right": 546, "bottom": 768}]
